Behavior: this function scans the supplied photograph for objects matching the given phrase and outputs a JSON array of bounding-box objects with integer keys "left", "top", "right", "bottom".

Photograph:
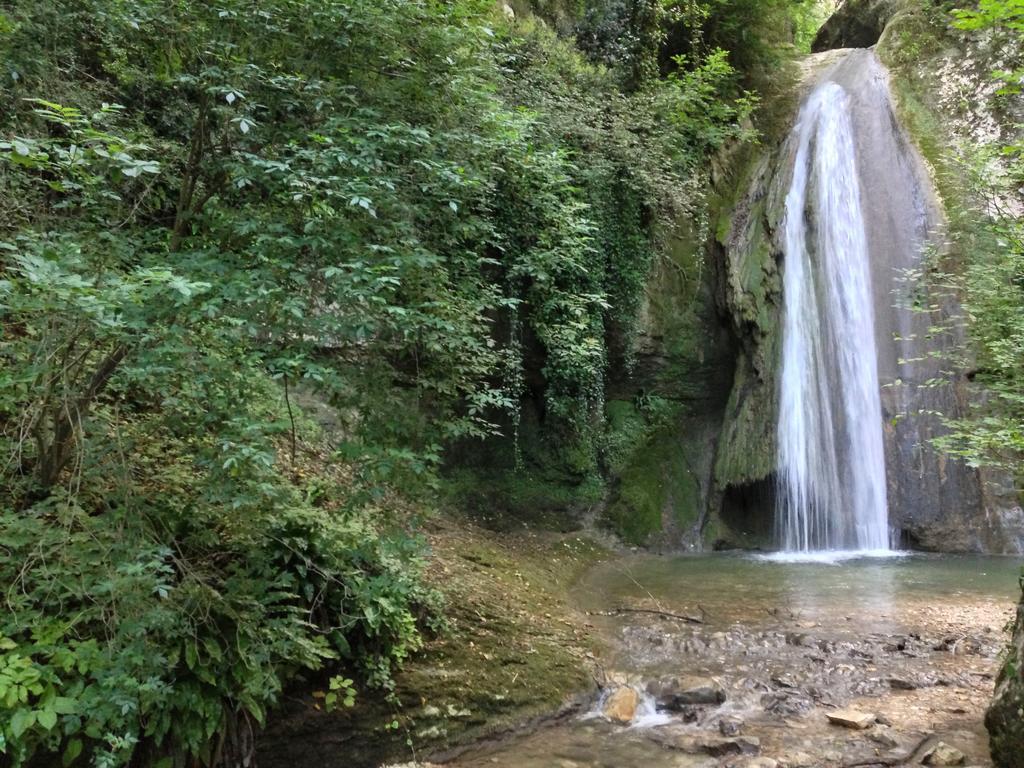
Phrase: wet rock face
[
  {"left": 837, "top": 45, "right": 983, "bottom": 550},
  {"left": 986, "top": 592, "right": 1024, "bottom": 768}
]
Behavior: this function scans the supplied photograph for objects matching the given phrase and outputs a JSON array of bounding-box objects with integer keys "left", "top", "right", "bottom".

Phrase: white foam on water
[
  {"left": 581, "top": 688, "right": 675, "bottom": 729},
  {"left": 629, "top": 694, "right": 674, "bottom": 729},
  {"left": 755, "top": 549, "right": 910, "bottom": 565}
]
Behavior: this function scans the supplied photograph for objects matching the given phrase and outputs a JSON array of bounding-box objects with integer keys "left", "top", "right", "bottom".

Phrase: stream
[{"left": 442, "top": 553, "right": 1019, "bottom": 767}]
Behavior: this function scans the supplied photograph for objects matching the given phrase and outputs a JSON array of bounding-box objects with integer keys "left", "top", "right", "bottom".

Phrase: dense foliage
[
  {"left": 0, "top": 0, "right": 794, "bottom": 765},
  {"left": 927, "top": 2, "right": 1024, "bottom": 483}
]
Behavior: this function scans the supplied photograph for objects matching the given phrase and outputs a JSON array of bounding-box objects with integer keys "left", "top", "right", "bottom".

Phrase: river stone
[
  {"left": 647, "top": 729, "right": 759, "bottom": 757},
  {"left": 702, "top": 736, "right": 760, "bottom": 757},
  {"left": 762, "top": 690, "right": 814, "bottom": 716},
  {"left": 674, "top": 685, "right": 726, "bottom": 706},
  {"left": 649, "top": 676, "right": 727, "bottom": 710},
  {"left": 889, "top": 676, "right": 919, "bottom": 690},
  {"left": 677, "top": 705, "right": 701, "bottom": 723},
  {"left": 826, "top": 708, "right": 876, "bottom": 729},
  {"left": 602, "top": 686, "right": 640, "bottom": 724},
  {"left": 777, "top": 752, "right": 815, "bottom": 768},
  {"left": 869, "top": 726, "right": 900, "bottom": 748},
  {"left": 646, "top": 728, "right": 704, "bottom": 753},
  {"left": 922, "top": 742, "right": 966, "bottom": 766},
  {"left": 719, "top": 716, "right": 744, "bottom": 736}
]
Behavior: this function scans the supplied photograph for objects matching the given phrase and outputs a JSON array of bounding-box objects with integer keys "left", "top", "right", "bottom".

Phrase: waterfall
[{"left": 776, "top": 81, "right": 890, "bottom": 553}]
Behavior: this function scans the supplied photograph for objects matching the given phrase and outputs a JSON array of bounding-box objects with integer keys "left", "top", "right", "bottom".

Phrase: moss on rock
[
  {"left": 708, "top": 56, "right": 803, "bottom": 530},
  {"left": 987, "top": 588, "right": 1024, "bottom": 768},
  {"left": 599, "top": 211, "right": 735, "bottom": 548},
  {"left": 601, "top": 400, "right": 714, "bottom": 547}
]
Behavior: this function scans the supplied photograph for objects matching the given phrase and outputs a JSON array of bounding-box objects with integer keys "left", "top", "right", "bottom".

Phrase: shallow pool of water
[
  {"left": 576, "top": 552, "right": 1020, "bottom": 632},
  {"left": 442, "top": 553, "right": 1020, "bottom": 768}
]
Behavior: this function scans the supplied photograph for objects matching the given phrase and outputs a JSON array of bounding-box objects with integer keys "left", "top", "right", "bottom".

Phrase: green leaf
[
  {"left": 52, "top": 696, "right": 77, "bottom": 715},
  {"left": 62, "top": 738, "right": 83, "bottom": 766},
  {"left": 37, "top": 708, "right": 57, "bottom": 730},
  {"left": 10, "top": 709, "right": 34, "bottom": 738}
]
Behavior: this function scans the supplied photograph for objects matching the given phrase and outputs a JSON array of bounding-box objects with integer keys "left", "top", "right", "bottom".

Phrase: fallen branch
[
  {"left": 840, "top": 756, "right": 901, "bottom": 768},
  {"left": 603, "top": 607, "right": 703, "bottom": 624}
]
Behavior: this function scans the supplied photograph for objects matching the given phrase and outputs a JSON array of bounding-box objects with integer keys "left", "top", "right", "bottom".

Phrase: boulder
[
  {"left": 602, "top": 686, "right": 640, "bottom": 724},
  {"left": 922, "top": 742, "right": 966, "bottom": 766},
  {"left": 811, "top": 0, "right": 901, "bottom": 52},
  {"left": 668, "top": 684, "right": 727, "bottom": 707},
  {"left": 647, "top": 729, "right": 759, "bottom": 757},
  {"left": 648, "top": 676, "right": 726, "bottom": 710}
]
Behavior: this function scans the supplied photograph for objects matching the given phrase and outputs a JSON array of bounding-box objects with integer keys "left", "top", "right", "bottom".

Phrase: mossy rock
[
  {"left": 987, "top": 592, "right": 1024, "bottom": 768},
  {"left": 601, "top": 401, "right": 712, "bottom": 547}
]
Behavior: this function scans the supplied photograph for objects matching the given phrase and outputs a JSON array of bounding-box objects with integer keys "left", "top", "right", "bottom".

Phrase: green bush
[{"left": 0, "top": 490, "right": 438, "bottom": 768}]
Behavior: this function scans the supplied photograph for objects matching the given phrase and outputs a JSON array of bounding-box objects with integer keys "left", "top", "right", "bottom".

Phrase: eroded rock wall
[
  {"left": 874, "top": 4, "right": 1024, "bottom": 552},
  {"left": 601, "top": 220, "right": 736, "bottom": 549}
]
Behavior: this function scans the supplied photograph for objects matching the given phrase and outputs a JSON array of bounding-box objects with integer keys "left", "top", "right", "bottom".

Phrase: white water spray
[{"left": 776, "top": 81, "right": 890, "bottom": 554}]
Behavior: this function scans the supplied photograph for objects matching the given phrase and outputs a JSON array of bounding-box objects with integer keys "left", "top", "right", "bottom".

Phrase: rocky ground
[
  {"left": 413, "top": 554, "right": 1016, "bottom": 768},
  {"left": 592, "top": 614, "right": 1006, "bottom": 767}
]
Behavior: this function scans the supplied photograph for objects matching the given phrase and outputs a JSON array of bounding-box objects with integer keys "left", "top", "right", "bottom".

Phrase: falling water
[{"left": 776, "top": 81, "right": 890, "bottom": 553}]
